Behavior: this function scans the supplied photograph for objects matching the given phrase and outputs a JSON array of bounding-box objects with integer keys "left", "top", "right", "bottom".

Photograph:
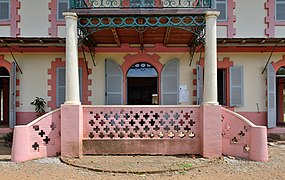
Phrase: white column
[
  {"left": 203, "top": 11, "right": 220, "bottom": 105},
  {"left": 63, "top": 12, "right": 81, "bottom": 105}
]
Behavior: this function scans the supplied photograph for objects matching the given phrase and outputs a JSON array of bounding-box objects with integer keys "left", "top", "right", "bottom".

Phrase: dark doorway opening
[
  {"left": 276, "top": 77, "right": 285, "bottom": 126},
  {"left": 217, "top": 69, "right": 226, "bottom": 106},
  {"left": 0, "top": 67, "right": 10, "bottom": 127},
  {"left": 127, "top": 77, "right": 158, "bottom": 105}
]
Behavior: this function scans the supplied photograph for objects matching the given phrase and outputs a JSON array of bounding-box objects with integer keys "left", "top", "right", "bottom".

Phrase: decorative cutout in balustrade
[
  {"left": 83, "top": 107, "right": 200, "bottom": 140},
  {"left": 70, "top": 0, "right": 212, "bottom": 9}
]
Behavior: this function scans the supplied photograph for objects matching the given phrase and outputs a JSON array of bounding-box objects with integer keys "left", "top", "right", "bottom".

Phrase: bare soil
[{"left": 1, "top": 140, "right": 285, "bottom": 180}]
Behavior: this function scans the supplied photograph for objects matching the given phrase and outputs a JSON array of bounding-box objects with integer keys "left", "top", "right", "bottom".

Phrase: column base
[
  {"left": 64, "top": 101, "right": 81, "bottom": 105},
  {"left": 202, "top": 101, "right": 219, "bottom": 106}
]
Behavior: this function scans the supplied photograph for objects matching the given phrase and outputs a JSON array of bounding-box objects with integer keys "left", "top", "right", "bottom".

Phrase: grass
[{"left": 180, "top": 163, "right": 193, "bottom": 169}]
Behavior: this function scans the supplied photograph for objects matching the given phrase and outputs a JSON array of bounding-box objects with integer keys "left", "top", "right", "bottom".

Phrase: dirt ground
[{"left": 0, "top": 140, "right": 285, "bottom": 180}]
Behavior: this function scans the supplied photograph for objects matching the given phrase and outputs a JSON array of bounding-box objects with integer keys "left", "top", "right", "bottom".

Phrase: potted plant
[{"left": 30, "top": 97, "right": 46, "bottom": 117}]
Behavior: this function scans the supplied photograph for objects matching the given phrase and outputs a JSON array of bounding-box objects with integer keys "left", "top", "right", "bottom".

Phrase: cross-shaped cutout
[
  {"left": 153, "top": 113, "right": 159, "bottom": 119},
  {"left": 89, "top": 120, "right": 95, "bottom": 126},
  {"left": 238, "top": 131, "right": 245, "bottom": 138},
  {"left": 99, "top": 132, "right": 104, "bottom": 138},
  {"left": 168, "top": 132, "right": 175, "bottom": 138},
  {"left": 189, "top": 132, "right": 195, "bottom": 138},
  {"left": 123, "top": 126, "right": 130, "bottom": 133},
  {"left": 38, "top": 130, "right": 45, "bottom": 137},
  {"left": 231, "top": 137, "right": 238, "bottom": 144},
  {"left": 128, "top": 132, "right": 135, "bottom": 138},
  {"left": 149, "top": 119, "right": 155, "bottom": 126},
  {"left": 163, "top": 113, "right": 170, "bottom": 120},
  {"left": 134, "top": 113, "right": 140, "bottom": 120},
  {"left": 119, "top": 120, "right": 125, "bottom": 126},
  {"left": 153, "top": 125, "right": 160, "bottom": 131},
  {"left": 244, "top": 144, "right": 250, "bottom": 152},
  {"left": 43, "top": 136, "right": 50, "bottom": 144},
  {"left": 144, "top": 126, "right": 150, "bottom": 132},
  {"left": 164, "top": 125, "right": 170, "bottom": 132},
  {"left": 139, "top": 132, "right": 145, "bottom": 138},
  {"left": 143, "top": 113, "right": 150, "bottom": 119},
  {"left": 89, "top": 132, "right": 94, "bottom": 138},
  {"left": 184, "top": 113, "right": 190, "bottom": 120},
  {"left": 33, "top": 125, "right": 39, "bottom": 131},
  {"left": 139, "top": 119, "right": 145, "bottom": 126},
  {"left": 103, "top": 126, "right": 110, "bottom": 133},
  {"left": 118, "top": 132, "right": 124, "bottom": 138},
  {"left": 50, "top": 122, "right": 56, "bottom": 130},
  {"left": 134, "top": 126, "right": 140, "bottom": 133},
  {"left": 158, "top": 132, "right": 164, "bottom": 138},
  {"left": 32, "top": 142, "right": 39, "bottom": 150},
  {"left": 124, "top": 113, "right": 130, "bottom": 119},
  {"left": 99, "top": 120, "right": 105, "bottom": 126},
  {"left": 174, "top": 125, "right": 180, "bottom": 132},
  {"left": 113, "top": 126, "right": 120, "bottom": 133},
  {"left": 108, "top": 132, "right": 115, "bottom": 139},
  {"left": 179, "top": 132, "right": 185, "bottom": 138},
  {"left": 114, "top": 113, "right": 120, "bottom": 120},
  {"left": 104, "top": 113, "right": 110, "bottom": 120},
  {"left": 109, "top": 119, "right": 115, "bottom": 126},
  {"left": 93, "top": 126, "right": 100, "bottom": 133},
  {"left": 173, "top": 113, "right": 179, "bottom": 120},
  {"left": 169, "top": 120, "right": 175, "bottom": 126},
  {"left": 94, "top": 113, "right": 100, "bottom": 120},
  {"left": 159, "top": 120, "right": 165, "bottom": 126},
  {"left": 179, "top": 120, "right": 185, "bottom": 126},
  {"left": 184, "top": 125, "right": 191, "bottom": 132},
  {"left": 148, "top": 133, "right": 154, "bottom": 138},
  {"left": 129, "top": 119, "right": 136, "bottom": 126},
  {"left": 189, "top": 119, "right": 196, "bottom": 126}
]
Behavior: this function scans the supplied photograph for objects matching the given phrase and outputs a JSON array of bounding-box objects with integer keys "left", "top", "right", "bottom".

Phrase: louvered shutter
[
  {"left": 105, "top": 59, "right": 123, "bottom": 105},
  {"left": 0, "top": 0, "right": 9, "bottom": 20},
  {"left": 276, "top": 0, "right": 285, "bottom": 21},
  {"left": 230, "top": 66, "right": 244, "bottom": 107},
  {"left": 216, "top": 0, "right": 227, "bottom": 21},
  {"left": 196, "top": 65, "right": 203, "bottom": 105},
  {"left": 267, "top": 63, "right": 276, "bottom": 128},
  {"left": 57, "top": 0, "right": 69, "bottom": 20},
  {"left": 161, "top": 60, "right": 179, "bottom": 105},
  {"left": 9, "top": 63, "right": 16, "bottom": 128},
  {"left": 56, "top": 67, "right": 82, "bottom": 107}
]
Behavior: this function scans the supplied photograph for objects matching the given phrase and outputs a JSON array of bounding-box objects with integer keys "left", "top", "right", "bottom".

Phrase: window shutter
[
  {"left": 105, "top": 59, "right": 123, "bottom": 105},
  {"left": 9, "top": 63, "right": 16, "bottom": 128},
  {"left": 276, "top": 1, "right": 285, "bottom": 21},
  {"left": 57, "top": 0, "right": 69, "bottom": 20},
  {"left": 267, "top": 63, "right": 276, "bottom": 128},
  {"left": 0, "top": 1, "right": 9, "bottom": 20},
  {"left": 196, "top": 65, "right": 203, "bottom": 105},
  {"left": 230, "top": 66, "right": 244, "bottom": 107},
  {"left": 216, "top": 0, "right": 227, "bottom": 21},
  {"left": 161, "top": 60, "right": 179, "bottom": 105}
]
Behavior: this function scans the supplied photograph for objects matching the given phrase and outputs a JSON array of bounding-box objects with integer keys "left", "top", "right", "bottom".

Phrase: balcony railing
[{"left": 70, "top": 0, "right": 212, "bottom": 9}]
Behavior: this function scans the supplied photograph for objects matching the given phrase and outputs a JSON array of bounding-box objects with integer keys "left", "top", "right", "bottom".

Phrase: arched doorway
[
  {"left": 0, "top": 67, "right": 10, "bottom": 127},
  {"left": 276, "top": 66, "right": 285, "bottom": 126},
  {"left": 127, "top": 62, "right": 158, "bottom": 105}
]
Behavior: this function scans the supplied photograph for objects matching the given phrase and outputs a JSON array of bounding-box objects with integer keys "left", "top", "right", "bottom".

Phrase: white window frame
[
  {"left": 0, "top": 0, "right": 10, "bottom": 21},
  {"left": 213, "top": 0, "right": 228, "bottom": 22},
  {"left": 57, "top": 0, "right": 69, "bottom": 20},
  {"left": 275, "top": 0, "right": 285, "bottom": 21}
]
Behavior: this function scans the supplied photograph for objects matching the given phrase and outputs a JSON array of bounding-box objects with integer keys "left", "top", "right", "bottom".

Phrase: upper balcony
[{"left": 70, "top": 0, "right": 212, "bottom": 9}]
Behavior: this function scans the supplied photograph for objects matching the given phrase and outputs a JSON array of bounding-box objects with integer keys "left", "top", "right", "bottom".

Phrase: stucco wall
[
  {"left": 235, "top": 0, "right": 267, "bottom": 38},
  {"left": 18, "top": 0, "right": 49, "bottom": 37},
  {"left": 0, "top": 26, "right": 10, "bottom": 37}
]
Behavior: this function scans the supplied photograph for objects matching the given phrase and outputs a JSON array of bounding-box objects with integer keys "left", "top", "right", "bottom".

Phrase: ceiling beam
[
  {"left": 110, "top": 28, "right": 121, "bottom": 47},
  {"left": 163, "top": 27, "right": 171, "bottom": 46}
]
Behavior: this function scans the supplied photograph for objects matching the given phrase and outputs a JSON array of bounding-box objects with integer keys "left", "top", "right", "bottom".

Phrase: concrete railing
[
  {"left": 221, "top": 107, "right": 268, "bottom": 162},
  {"left": 11, "top": 109, "right": 61, "bottom": 162}
]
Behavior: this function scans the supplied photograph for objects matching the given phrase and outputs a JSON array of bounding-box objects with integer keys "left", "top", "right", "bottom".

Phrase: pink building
[{"left": 0, "top": 0, "right": 284, "bottom": 162}]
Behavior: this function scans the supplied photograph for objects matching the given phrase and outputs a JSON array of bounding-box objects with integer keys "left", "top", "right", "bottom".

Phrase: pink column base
[
  {"left": 250, "top": 126, "right": 268, "bottom": 162},
  {"left": 201, "top": 105, "right": 222, "bottom": 158},
  {"left": 11, "top": 126, "right": 31, "bottom": 162},
  {"left": 61, "top": 105, "right": 83, "bottom": 157}
]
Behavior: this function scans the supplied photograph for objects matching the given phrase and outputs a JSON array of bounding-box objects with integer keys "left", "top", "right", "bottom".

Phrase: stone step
[{"left": 268, "top": 133, "right": 285, "bottom": 141}]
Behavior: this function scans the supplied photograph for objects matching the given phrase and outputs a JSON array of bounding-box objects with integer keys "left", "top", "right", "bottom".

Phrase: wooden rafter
[
  {"left": 163, "top": 27, "right": 171, "bottom": 46},
  {"left": 110, "top": 28, "right": 121, "bottom": 47}
]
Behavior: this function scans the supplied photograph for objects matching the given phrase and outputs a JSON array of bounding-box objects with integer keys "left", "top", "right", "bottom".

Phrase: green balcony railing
[{"left": 70, "top": 0, "right": 212, "bottom": 9}]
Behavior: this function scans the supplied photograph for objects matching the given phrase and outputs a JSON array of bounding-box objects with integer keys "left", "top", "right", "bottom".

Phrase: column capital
[
  {"left": 63, "top": 12, "right": 78, "bottom": 20},
  {"left": 205, "top": 11, "right": 220, "bottom": 19}
]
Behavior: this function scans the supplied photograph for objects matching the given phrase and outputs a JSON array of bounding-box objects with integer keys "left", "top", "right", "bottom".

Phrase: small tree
[{"left": 31, "top": 97, "right": 46, "bottom": 117}]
